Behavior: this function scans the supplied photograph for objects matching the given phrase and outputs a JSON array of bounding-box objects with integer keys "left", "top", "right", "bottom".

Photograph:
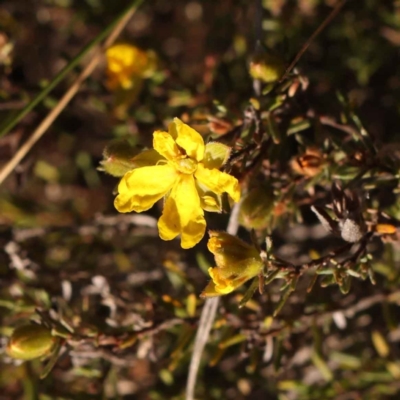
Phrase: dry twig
[{"left": 0, "top": 3, "right": 142, "bottom": 185}]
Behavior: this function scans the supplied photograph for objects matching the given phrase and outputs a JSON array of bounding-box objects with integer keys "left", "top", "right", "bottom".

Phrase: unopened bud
[
  {"left": 291, "top": 147, "right": 325, "bottom": 177},
  {"left": 249, "top": 52, "right": 285, "bottom": 83},
  {"left": 7, "top": 324, "right": 56, "bottom": 360},
  {"left": 239, "top": 187, "right": 274, "bottom": 230}
]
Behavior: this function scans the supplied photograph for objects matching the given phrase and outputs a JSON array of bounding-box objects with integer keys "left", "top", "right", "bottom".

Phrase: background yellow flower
[{"left": 105, "top": 43, "right": 157, "bottom": 91}]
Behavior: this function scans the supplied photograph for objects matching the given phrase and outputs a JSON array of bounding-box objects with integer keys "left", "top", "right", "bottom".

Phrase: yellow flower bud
[{"left": 6, "top": 324, "right": 56, "bottom": 360}]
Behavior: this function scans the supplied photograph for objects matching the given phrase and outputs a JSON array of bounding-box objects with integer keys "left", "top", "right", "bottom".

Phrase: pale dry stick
[
  {"left": 186, "top": 203, "right": 241, "bottom": 400},
  {"left": 0, "top": 4, "right": 141, "bottom": 185},
  {"left": 279, "top": 0, "right": 348, "bottom": 82}
]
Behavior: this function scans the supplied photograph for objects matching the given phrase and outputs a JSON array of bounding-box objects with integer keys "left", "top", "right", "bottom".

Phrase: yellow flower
[
  {"left": 114, "top": 118, "right": 240, "bottom": 249},
  {"left": 105, "top": 44, "right": 156, "bottom": 91},
  {"left": 201, "top": 231, "right": 264, "bottom": 297}
]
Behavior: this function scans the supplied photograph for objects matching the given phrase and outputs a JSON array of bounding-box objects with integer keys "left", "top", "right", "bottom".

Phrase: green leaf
[
  {"left": 40, "top": 339, "right": 63, "bottom": 379},
  {"left": 238, "top": 277, "right": 259, "bottom": 308}
]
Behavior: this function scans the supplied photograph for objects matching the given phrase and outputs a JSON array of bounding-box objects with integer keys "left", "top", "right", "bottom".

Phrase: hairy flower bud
[{"left": 239, "top": 186, "right": 274, "bottom": 229}]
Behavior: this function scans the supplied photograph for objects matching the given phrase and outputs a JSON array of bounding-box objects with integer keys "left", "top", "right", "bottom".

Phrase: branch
[{"left": 279, "top": 0, "right": 348, "bottom": 82}]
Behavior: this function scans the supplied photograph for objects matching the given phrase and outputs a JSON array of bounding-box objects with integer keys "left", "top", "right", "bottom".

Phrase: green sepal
[
  {"left": 238, "top": 277, "right": 259, "bottom": 308},
  {"left": 203, "top": 142, "right": 231, "bottom": 170},
  {"left": 99, "top": 140, "right": 163, "bottom": 177},
  {"left": 40, "top": 338, "right": 63, "bottom": 379},
  {"left": 98, "top": 140, "right": 141, "bottom": 177},
  {"left": 196, "top": 180, "right": 223, "bottom": 212}
]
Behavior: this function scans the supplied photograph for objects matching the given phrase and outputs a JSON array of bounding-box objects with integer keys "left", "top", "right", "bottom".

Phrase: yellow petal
[
  {"left": 195, "top": 164, "right": 240, "bottom": 203},
  {"left": 130, "top": 149, "right": 164, "bottom": 168},
  {"left": 153, "top": 131, "right": 181, "bottom": 161},
  {"left": 170, "top": 118, "right": 205, "bottom": 162},
  {"left": 158, "top": 174, "right": 206, "bottom": 249},
  {"left": 105, "top": 44, "right": 155, "bottom": 91},
  {"left": 106, "top": 44, "right": 137, "bottom": 67},
  {"left": 207, "top": 231, "right": 260, "bottom": 268},
  {"left": 208, "top": 267, "right": 236, "bottom": 293},
  {"left": 106, "top": 44, "right": 140, "bottom": 90},
  {"left": 204, "top": 258, "right": 263, "bottom": 296},
  {"left": 114, "top": 164, "right": 177, "bottom": 213},
  {"left": 200, "top": 280, "right": 222, "bottom": 298}
]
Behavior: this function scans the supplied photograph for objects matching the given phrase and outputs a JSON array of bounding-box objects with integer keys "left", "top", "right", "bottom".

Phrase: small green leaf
[
  {"left": 219, "top": 333, "right": 247, "bottom": 349},
  {"left": 273, "top": 285, "right": 293, "bottom": 317},
  {"left": 311, "top": 350, "right": 333, "bottom": 381},
  {"left": 40, "top": 339, "right": 62, "bottom": 379},
  {"left": 238, "top": 277, "right": 259, "bottom": 308}
]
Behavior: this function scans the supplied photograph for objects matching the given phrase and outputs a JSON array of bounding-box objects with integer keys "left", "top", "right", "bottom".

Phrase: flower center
[{"left": 174, "top": 157, "right": 197, "bottom": 174}]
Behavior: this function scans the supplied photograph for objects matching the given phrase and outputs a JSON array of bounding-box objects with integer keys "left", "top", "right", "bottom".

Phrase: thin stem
[
  {"left": 0, "top": 0, "right": 144, "bottom": 185},
  {"left": 254, "top": 0, "right": 263, "bottom": 49},
  {"left": 185, "top": 297, "right": 219, "bottom": 400},
  {"left": 253, "top": 0, "right": 264, "bottom": 96},
  {"left": 279, "top": 0, "right": 348, "bottom": 82},
  {"left": 186, "top": 202, "right": 241, "bottom": 400}
]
